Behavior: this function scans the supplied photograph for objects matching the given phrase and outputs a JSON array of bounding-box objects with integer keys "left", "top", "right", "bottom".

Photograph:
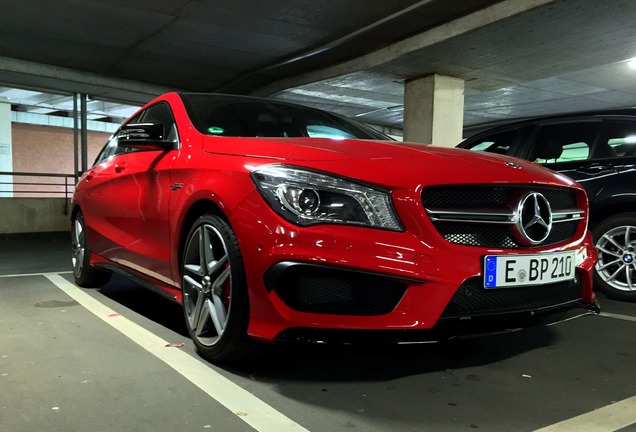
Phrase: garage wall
[
  {"left": 0, "top": 198, "right": 71, "bottom": 234},
  {"left": 2, "top": 124, "right": 111, "bottom": 234}
]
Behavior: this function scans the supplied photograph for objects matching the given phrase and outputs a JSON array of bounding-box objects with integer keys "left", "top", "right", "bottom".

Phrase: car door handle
[
  {"left": 85, "top": 170, "right": 95, "bottom": 181},
  {"left": 115, "top": 162, "right": 127, "bottom": 173}
]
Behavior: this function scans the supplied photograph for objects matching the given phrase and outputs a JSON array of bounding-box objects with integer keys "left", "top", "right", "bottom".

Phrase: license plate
[{"left": 484, "top": 251, "right": 576, "bottom": 288}]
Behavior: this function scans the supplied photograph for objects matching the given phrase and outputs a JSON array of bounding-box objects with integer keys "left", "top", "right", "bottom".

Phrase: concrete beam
[
  {"left": 0, "top": 56, "right": 174, "bottom": 105},
  {"left": 253, "top": 0, "right": 554, "bottom": 97}
]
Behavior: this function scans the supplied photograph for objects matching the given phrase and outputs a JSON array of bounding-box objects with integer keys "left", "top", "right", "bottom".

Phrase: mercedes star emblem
[{"left": 513, "top": 192, "right": 553, "bottom": 245}]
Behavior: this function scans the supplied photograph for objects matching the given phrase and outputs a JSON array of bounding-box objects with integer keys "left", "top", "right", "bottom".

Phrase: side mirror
[{"left": 117, "top": 122, "right": 176, "bottom": 150}]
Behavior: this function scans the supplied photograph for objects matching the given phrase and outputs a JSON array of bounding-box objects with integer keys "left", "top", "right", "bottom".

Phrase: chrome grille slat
[{"left": 427, "top": 208, "right": 584, "bottom": 224}]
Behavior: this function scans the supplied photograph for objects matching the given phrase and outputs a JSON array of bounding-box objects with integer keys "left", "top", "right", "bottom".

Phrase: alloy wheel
[
  {"left": 182, "top": 223, "right": 232, "bottom": 347},
  {"left": 595, "top": 225, "right": 636, "bottom": 292},
  {"left": 71, "top": 217, "right": 85, "bottom": 278}
]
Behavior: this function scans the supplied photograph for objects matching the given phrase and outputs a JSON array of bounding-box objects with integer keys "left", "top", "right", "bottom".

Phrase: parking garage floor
[{"left": 1, "top": 233, "right": 635, "bottom": 432}]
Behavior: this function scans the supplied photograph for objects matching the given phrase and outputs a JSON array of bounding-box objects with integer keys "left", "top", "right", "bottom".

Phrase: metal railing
[{"left": 0, "top": 171, "right": 76, "bottom": 206}]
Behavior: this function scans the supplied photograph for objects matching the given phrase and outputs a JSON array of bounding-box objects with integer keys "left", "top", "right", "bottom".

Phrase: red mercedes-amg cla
[{"left": 71, "top": 92, "right": 599, "bottom": 362}]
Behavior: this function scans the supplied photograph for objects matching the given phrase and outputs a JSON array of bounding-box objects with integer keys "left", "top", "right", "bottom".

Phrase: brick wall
[{"left": 12, "top": 123, "right": 111, "bottom": 175}]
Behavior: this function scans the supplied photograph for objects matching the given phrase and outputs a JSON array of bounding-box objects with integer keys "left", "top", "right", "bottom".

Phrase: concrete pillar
[
  {"left": 80, "top": 94, "right": 88, "bottom": 173},
  {"left": 403, "top": 74, "right": 464, "bottom": 147},
  {"left": 0, "top": 101, "right": 12, "bottom": 198}
]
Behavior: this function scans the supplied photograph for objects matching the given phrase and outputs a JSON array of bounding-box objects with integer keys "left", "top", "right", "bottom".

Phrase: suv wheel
[{"left": 592, "top": 213, "right": 636, "bottom": 301}]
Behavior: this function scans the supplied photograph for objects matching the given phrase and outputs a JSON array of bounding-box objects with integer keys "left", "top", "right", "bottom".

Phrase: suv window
[
  {"left": 530, "top": 122, "right": 599, "bottom": 164},
  {"left": 464, "top": 129, "right": 518, "bottom": 155},
  {"left": 600, "top": 121, "right": 636, "bottom": 157}
]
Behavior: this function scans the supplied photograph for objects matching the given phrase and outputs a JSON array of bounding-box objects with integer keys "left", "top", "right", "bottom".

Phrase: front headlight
[{"left": 251, "top": 165, "right": 402, "bottom": 230}]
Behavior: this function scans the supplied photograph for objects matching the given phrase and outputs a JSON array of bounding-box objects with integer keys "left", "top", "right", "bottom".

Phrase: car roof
[{"left": 464, "top": 107, "right": 636, "bottom": 136}]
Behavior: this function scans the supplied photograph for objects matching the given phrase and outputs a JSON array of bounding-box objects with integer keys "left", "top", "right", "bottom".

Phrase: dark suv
[{"left": 458, "top": 109, "right": 636, "bottom": 301}]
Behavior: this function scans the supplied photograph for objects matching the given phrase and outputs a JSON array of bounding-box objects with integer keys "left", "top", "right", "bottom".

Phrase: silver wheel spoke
[
  {"left": 74, "top": 219, "right": 82, "bottom": 245},
  {"left": 211, "top": 295, "right": 227, "bottom": 336},
  {"left": 606, "top": 264, "right": 627, "bottom": 282},
  {"left": 199, "top": 229, "right": 209, "bottom": 274},
  {"left": 195, "top": 299, "right": 214, "bottom": 335},
  {"left": 184, "top": 263, "right": 203, "bottom": 278},
  {"left": 604, "top": 234, "right": 624, "bottom": 252},
  {"left": 625, "top": 226, "right": 632, "bottom": 247},
  {"left": 626, "top": 266, "right": 634, "bottom": 291},
  {"left": 596, "top": 245, "right": 623, "bottom": 258},
  {"left": 213, "top": 266, "right": 231, "bottom": 291},
  {"left": 77, "top": 248, "right": 84, "bottom": 267},
  {"left": 208, "top": 256, "right": 231, "bottom": 338},
  {"left": 183, "top": 276, "right": 203, "bottom": 328},
  {"left": 183, "top": 275, "right": 203, "bottom": 293},
  {"left": 598, "top": 258, "right": 621, "bottom": 271},
  {"left": 209, "top": 255, "right": 229, "bottom": 277}
]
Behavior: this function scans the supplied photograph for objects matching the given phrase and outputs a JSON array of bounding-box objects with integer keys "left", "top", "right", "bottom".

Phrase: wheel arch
[
  {"left": 69, "top": 204, "right": 84, "bottom": 236},
  {"left": 70, "top": 204, "right": 82, "bottom": 221},
  {"left": 590, "top": 201, "right": 636, "bottom": 231}
]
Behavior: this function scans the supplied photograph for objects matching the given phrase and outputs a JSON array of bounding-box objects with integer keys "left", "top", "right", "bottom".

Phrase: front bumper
[{"left": 230, "top": 190, "right": 598, "bottom": 343}]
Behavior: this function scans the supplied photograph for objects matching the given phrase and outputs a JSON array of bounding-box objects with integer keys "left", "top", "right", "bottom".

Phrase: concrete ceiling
[{"left": 0, "top": 0, "right": 635, "bottom": 132}]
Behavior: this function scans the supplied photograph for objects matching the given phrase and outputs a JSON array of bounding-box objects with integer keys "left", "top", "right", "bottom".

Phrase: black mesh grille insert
[
  {"left": 440, "top": 276, "right": 582, "bottom": 318},
  {"left": 435, "top": 224, "right": 518, "bottom": 248},
  {"left": 421, "top": 184, "right": 581, "bottom": 248},
  {"left": 421, "top": 185, "right": 577, "bottom": 209},
  {"left": 268, "top": 264, "right": 408, "bottom": 316},
  {"left": 435, "top": 220, "right": 578, "bottom": 248}
]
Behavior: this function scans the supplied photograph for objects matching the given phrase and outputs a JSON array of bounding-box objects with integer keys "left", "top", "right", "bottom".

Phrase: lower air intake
[{"left": 266, "top": 263, "right": 408, "bottom": 316}]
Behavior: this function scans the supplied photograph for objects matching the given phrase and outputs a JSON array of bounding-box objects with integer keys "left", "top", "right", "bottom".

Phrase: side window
[
  {"left": 464, "top": 129, "right": 518, "bottom": 155},
  {"left": 531, "top": 122, "right": 599, "bottom": 164},
  {"left": 94, "top": 112, "right": 145, "bottom": 165},
  {"left": 599, "top": 121, "right": 636, "bottom": 158},
  {"left": 138, "top": 102, "right": 178, "bottom": 142},
  {"left": 94, "top": 136, "right": 119, "bottom": 165}
]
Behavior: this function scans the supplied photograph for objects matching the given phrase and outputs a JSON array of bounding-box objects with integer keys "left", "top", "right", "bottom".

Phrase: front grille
[
  {"left": 440, "top": 276, "right": 582, "bottom": 318},
  {"left": 266, "top": 263, "right": 408, "bottom": 316},
  {"left": 421, "top": 184, "right": 582, "bottom": 248}
]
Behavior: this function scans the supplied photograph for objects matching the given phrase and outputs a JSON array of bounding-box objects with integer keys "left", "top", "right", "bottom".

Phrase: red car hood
[
  {"left": 202, "top": 136, "right": 579, "bottom": 189},
  {"left": 203, "top": 136, "right": 413, "bottom": 161}
]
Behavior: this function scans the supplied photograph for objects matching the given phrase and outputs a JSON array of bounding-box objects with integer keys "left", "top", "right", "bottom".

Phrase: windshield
[{"left": 179, "top": 93, "right": 390, "bottom": 140}]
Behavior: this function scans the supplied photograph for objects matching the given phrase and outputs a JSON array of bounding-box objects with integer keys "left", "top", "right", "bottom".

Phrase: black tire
[
  {"left": 71, "top": 212, "right": 111, "bottom": 287},
  {"left": 181, "top": 214, "right": 258, "bottom": 362},
  {"left": 592, "top": 212, "right": 636, "bottom": 302}
]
